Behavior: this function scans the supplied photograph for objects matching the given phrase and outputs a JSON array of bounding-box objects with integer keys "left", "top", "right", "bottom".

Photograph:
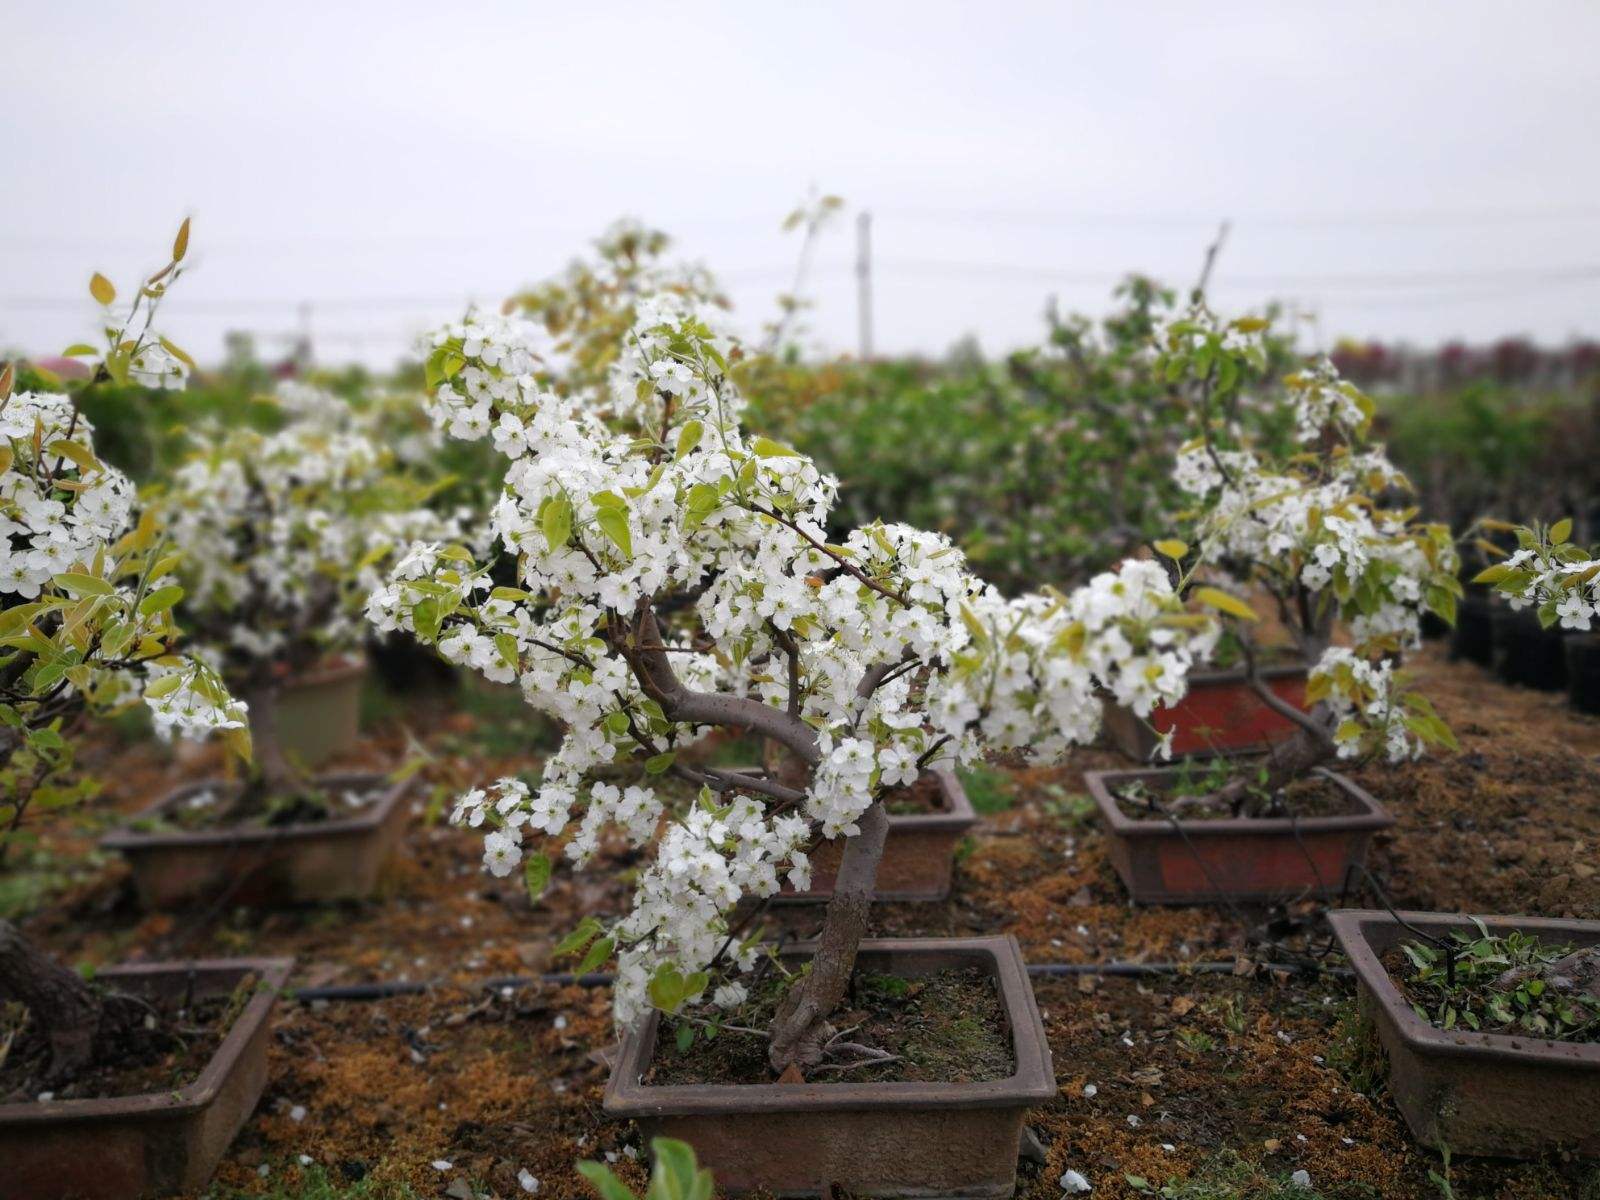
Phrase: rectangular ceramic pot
[
  {"left": 1086, "top": 766, "right": 1392, "bottom": 905},
  {"left": 271, "top": 655, "right": 368, "bottom": 768},
  {"left": 606, "top": 936, "right": 1053, "bottom": 1198},
  {"left": 1103, "top": 661, "right": 1310, "bottom": 760},
  {"left": 102, "top": 771, "right": 411, "bottom": 909},
  {"left": 1328, "top": 910, "right": 1600, "bottom": 1158},
  {"left": 0, "top": 958, "right": 291, "bottom": 1200},
  {"left": 781, "top": 770, "right": 978, "bottom": 903}
]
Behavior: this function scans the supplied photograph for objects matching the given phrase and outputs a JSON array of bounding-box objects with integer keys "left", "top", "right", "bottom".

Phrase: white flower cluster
[
  {"left": 165, "top": 385, "right": 466, "bottom": 673},
  {"left": 1310, "top": 648, "right": 1424, "bottom": 763},
  {"left": 372, "top": 297, "right": 1217, "bottom": 1025},
  {"left": 1, "top": 391, "right": 245, "bottom": 743},
  {"left": 0, "top": 393, "right": 136, "bottom": 599},
  {"left": 1173, "top": 361, "right": 1457, "bottom": 657},
  {"left": 1494, "top": 545, "right": 1600, "bottom": 631}
]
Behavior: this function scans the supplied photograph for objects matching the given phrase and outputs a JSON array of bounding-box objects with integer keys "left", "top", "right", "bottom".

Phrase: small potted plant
[
  {"left": 0, "top": 228, "right": 291, "bottom": 1200},
  {"left": 370, "top": 297, "right": 1217, "bottom": 1196},
  {"left": 1329, "top": 909, "right": 1600, "bottom": 1158},
  {"left": 99, "top": 375, "right": 461, "bottom": 908},
  {"left": 1088, "top": 304, "right": 1464, "bottom": 904}
]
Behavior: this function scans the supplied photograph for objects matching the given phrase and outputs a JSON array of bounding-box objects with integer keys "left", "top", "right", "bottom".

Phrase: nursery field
[{"left": 10, "top": 642, "right": 1599, "bottom": 1200}]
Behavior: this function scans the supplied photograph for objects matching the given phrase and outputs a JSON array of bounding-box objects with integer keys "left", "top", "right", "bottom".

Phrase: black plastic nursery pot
[
  {"left": 603, "top": 936, "right": 1054, "bottom": 1198},
  {"left": 1567, "top": 632, "right": 1600, "bottom": 716},
  {"left": 0, "top": 958, "right": 291, "bottom": 1200},
  {"left": 1086, "top": 767, "right": 1393, "bottom": 905},
  {"left": 1329, "top": 910, "right": 1600, "bottom": 1158},
  {"left": 1491, "top": 607, "right": 1569, "bottom": 691},
  {"left": 101, "top": 772, "right": 412, "bottom": 909},
  {"left": 1449, "top": 594, "right": 1495, "bottom": 668}
]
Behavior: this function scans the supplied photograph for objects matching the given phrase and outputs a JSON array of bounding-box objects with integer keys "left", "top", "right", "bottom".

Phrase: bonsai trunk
[
  {"left": 1171, "top": 697, "right": 1338, "bottom": 816},
  {"left": 244, "top": 679, "right": 301, "bottom": 798},
  {"left": 767, "top": 800, "right": 890, "bottom": 1073},
  {"left": 0, "top": 920, "right": 106, "bottom": 1083}
]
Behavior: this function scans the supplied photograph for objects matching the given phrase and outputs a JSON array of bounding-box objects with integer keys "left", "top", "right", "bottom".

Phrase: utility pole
[{"left": 855, "top": 210, "right": 874, "bottom": 361}]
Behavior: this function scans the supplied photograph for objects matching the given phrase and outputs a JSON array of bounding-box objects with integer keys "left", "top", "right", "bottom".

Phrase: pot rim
[
  {"left": 1329, "top": 909, "right": 1600, "bottom": 1070},
  {"left": 100, "top": 771, "right": 411, "bottom": 851},
  {"left": 1182, "top": 659, "right": 1311, "bottom": 688},
  {"left": 0, "top": 958, "right": 291, "bottom": 1126},
  {"left": 275, "top": 653, "right": 368, "bottom": 690},
  {"left": 1086, "top": 765, "right": 1394, "bottom": 838},
  {"left": 603, "top": 935, "right": 1055, "bottom": 1116},
  {"left": 714, "top": 768, "right": 978, "bottom": 835}
]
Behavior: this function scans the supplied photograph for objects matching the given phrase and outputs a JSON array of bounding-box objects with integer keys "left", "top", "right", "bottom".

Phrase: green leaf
[
  {"left": 644, "top": 751, "right": 676, "bottom": 775},
  {"left": 595, "top": 507, "right": 633, "bottom": 558},
  {"left": 51, "top": 572, "right": 114, "bottom": 597},
  {"left": 1194, "top": 586, "right": 1258, "bottom": 622},
  {"left": 542, "top": 493, "right": 573, "bottom": 552},
  {"left": 89, "top": 272, "right": 116, "bottom": 305},
  {"left": 576, "top": 935, "right": 615, "bottom": 975},
  {"left": 675, "top": 1022, "right": 694, "bottom": 1053},
  {"left": 1153, "top": 539, "right": 1188, "bottom": 560},
  {"left": 751, "top": 436, "right": 800, "bottom": 458},
  {"left": 523, "top": 852, "right": 552, "bottom": 903},
  {"left": 143, "top": 672, "right": 185, "bottom": 699},
  {"left": 554, "top": 916, "right": 604, "bottom": 957},
  {"left": 675, "top": 420, "right": 704, "bottom": 459},
  {"left": 137, "top": 585, "right": 184, "bottom": 618},
  {"left": 649, "top": 1138, "right": 713, "bottom": 1200},
  {"left": 576, "top": 1161, "right": 639, "bottom": 1200},
  {"left": 1550, "top": 517, "right": 1573, "bottom": 545}
]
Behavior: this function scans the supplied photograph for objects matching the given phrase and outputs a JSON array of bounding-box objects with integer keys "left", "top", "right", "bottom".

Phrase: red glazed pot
[
  {"left": 604, "top": 936, "right": 1053, "bottom": 1198},
  {"left": 1086, "top": 766, "right": 1392, "bottom": 905},
  {"left": 1329, "top": 909, "right": 1600, "bottom": 1158},
  {"left": 0, "top": 958, "right": 291, "bottom": 1200},
  {"left": 1103, "top": 661, "right": 1309, "bottom": 760},
  {"left": 102, "top": 771, "right": 411, "bottom": 909}
]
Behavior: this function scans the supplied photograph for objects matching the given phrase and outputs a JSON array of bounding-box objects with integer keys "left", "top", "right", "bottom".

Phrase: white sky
[{"left": 4, "top": 1, "right": 1599, "bottom": 368}]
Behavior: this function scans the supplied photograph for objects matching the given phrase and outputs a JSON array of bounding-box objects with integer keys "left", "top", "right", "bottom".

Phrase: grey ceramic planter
[
  {"left": 1329, "top": 909, "right": 1600, "bottom": 1158},
  {"left": 103, "top": 771, "right": 411, "bottom": 909},
  {"left": 604, "top": 936, "right": 1054, "bottom": 1198},
  {"left": 0, "top": 958, "right": 291, "bottom": 1199}
]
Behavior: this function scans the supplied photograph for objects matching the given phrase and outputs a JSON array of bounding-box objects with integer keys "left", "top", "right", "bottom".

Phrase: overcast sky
[{"left": 4, "top": 1, "right": 1599, "bottom": 368}]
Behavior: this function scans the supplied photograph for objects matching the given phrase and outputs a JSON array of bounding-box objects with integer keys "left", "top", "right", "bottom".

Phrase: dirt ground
[{"left": 13, "top": 642, "right": 1600, "bottom": 1199}]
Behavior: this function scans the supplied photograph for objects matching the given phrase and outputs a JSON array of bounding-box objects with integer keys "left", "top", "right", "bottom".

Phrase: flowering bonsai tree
[
  {"left": 370, "top": 295, "right": 1219, "bottom": 1070},
  {"left": 1151, "top": 304, "right": 1463, "bottom": 807},
  {"left": 157, "top": 379, "right": 463, "bottom": 796},
  {"left": 0, "top": 227, "right": 248, "bottom": 1083}
]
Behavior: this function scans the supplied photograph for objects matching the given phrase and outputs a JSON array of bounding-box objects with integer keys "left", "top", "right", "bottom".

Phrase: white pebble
[
  {"left": 1060, "top": 1168, "right": 1093, "bottom": 1194},
  {"left": 289, "top": 1105, "right": 307, "bottom": 1122},
  {"left": 518, "top": 1168, "right": 541, "bottom": 1193},
  {"left": 432, "top": 1160, "right": 453, "bottom": 1171},
  {"left": 1291, "top": 1170, "right": 1312, "bottom": 1189},
  {"left": 554, "top": 1015, "right": 569, "bottom": 1031},
  {"left": 1082, "top": 1083, "right": 1097, "bottom": 1098}
]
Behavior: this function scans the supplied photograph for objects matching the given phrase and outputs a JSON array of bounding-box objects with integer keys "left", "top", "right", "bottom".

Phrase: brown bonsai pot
[
  {"left": 1329, "top": 909, "right": 1600, "bottom": 1158},
  {"left": 604, "top": 935, "right": 1053, "bottom": 1198},
  {"left": 781, "top": 769, "right": 977, "bottom": 904},
  {"left": 1086, "top": 766, "right": 1392, "bottom": 905},
  {"left": 0, "top": 957, "right": 291, "bottom": 1200},
  {"left": 1103, "top": 660, "right": 1310, "bottom": 760},
  {"left": 271, "top": 654, "right": 368, "bottom": 768},
  {"left": 101, "top": 771, "right": 412, "bottom": 909}
]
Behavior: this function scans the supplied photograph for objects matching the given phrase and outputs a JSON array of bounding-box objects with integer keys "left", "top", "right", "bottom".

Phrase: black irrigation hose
[{"left": 290, "top": 959, "right": 1352, "bottom": 1003}]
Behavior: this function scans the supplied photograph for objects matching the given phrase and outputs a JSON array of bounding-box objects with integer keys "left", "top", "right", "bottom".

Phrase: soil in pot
[
  {"left": 1385, "top": 926, "right": 1600, "bottom": 1043},
  {"left": 0, "top": 975, "right": 256, "bottom": 1103},
  {"left": 1567, "top": 632, "right": 1600, "bottom": 716},
  {"left": 1492, "top": 607, "right": 1568, "bottom": 690},
  {"left": 124, "top": 775, "right": 392, "bottom": 835},
  {"left": 1112, "top": 760, "right": 1358, "bottom": 823},
  {"left": 882, "top": 773, "right": 951, "bottom": 817},
  {"left": 648, "top": 965, "right": 1014, "bottom": 1086}
]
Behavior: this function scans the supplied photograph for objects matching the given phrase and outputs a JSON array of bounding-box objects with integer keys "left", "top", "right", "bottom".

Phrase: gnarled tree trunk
[
  {"left": 0, "top": 920, "right": 104, "bottom": 1083},
  {"left": 767, "top": 800, "right": 889, "bottom": 1073},
  {"left": 245, "top": 679, "right": 300, "bottom": 797}
]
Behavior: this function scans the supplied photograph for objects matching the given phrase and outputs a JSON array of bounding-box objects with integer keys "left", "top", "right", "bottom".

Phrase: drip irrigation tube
[{"left": 290, "top": 959, "right": 1350, "bottom": 1003}]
